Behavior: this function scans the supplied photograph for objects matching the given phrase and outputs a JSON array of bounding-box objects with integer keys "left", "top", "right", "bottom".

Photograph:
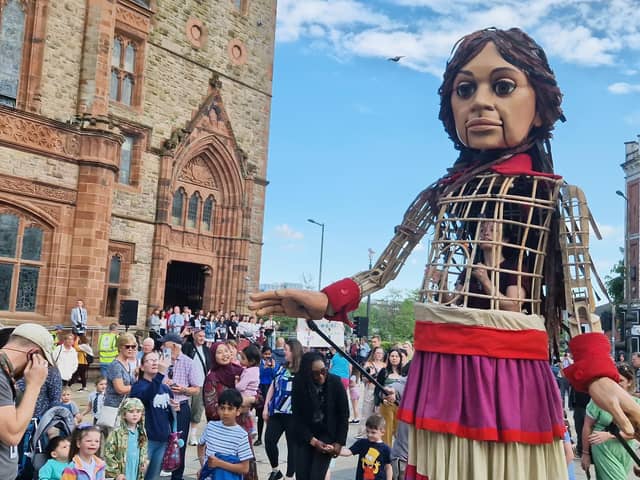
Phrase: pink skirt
[{"left": 399, "top": 303, "right": 564, "bottom": 444}]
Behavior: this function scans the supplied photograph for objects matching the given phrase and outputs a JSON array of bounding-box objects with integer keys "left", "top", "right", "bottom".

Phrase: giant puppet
[{"left": 250, "top": 27, "right": 640, "bottom": 480}]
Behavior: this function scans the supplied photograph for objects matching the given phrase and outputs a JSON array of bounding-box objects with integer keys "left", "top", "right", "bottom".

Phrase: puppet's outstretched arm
[
  {"left": 350, "top": 183, "right": 438, "bottom": 298},
  {"left": 557, "top": 184, "right": 639, "bottom": 433},
  {"left": 558, "top": 183, "right": 608, "bottom": 336},
  {"left": 248, "top": 183, "right": 438, "bottom": 323}
]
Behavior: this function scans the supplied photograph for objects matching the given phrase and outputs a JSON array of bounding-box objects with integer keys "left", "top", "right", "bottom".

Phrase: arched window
[
  {"left": 172, "top": 188, "right": 185, "bottom": 225},
  {"left": 0, "top": 213, "right": 45, "bottom": 312},
  {"left": 105, "top": 255, "right": 121, "bottom": 317},
  {"left": 0, "top": 0, "right": 27, "bottom": 107},
  {"left": 202, "top": 196, "right": 214, "bottom": 231},
  {"left": 187, "top": 193, "right": 200, "bottom": 229}
]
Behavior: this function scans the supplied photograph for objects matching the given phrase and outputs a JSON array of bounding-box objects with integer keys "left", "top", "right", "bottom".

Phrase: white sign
[
  {"left": 631, "top": 325, "right": 640, "bottom": 336},
  {"left": 296, "top": 319, "right": 345, "bottom": 348}
]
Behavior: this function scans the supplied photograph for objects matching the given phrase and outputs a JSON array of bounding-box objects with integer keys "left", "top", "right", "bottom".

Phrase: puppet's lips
[{"left": 466, "top": 118, "right": 502, "bottom": 129}]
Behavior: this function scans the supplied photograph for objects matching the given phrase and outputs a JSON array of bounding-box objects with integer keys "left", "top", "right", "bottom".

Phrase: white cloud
[
  {"left": 608, "top": 82, "right": 640, "bottom": 94},
  {"left": 276, "top": 0, "right": 640, "bottom": 74},
  {"left": 274, "top": 224, "right": 304, "bottom": 240},
  {"left": 594, "top": 224, "right": 622, "bottom": 241}
]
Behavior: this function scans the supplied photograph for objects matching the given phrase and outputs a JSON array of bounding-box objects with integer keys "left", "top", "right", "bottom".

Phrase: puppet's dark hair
[{"left": 439, "top": 28, "right": 564, "bottom": 156}]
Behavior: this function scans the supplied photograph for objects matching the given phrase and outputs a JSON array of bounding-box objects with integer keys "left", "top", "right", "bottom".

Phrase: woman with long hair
[
  {"left": 291, "top": 351, "right": 349, "bottom": 480},
  {"left": 376, "top": 348, "right": 407, "bottom": 445},
  {"left": 357, "top": 346, "right": 386, "bottom": 437},
  {"left": 263, "top": 339, "right": 303, "bottom": 480},
  {"left": 581, "top": 363, "right": 640, "bottom": 480}
]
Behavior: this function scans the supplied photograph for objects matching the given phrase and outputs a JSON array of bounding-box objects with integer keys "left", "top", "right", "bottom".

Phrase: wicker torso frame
[{"left": 421, "top": 171, "right": 562, "bottom": 314}]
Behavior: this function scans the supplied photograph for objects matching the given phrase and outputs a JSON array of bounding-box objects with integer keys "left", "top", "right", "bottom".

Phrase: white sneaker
[{"left": 160, "top": 471, "right": 171, "bottom": 477}]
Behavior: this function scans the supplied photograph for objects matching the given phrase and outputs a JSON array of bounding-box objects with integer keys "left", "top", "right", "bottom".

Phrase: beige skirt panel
[
  {"left": 414, "top": 302, "right": 546, "bottom": 331},
  {"left": 408, "top": 426, "right": 568, "bottom": 480}
]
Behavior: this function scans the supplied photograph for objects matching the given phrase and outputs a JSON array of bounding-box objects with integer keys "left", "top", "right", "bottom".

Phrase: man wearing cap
[
  {"left": 51, "top": 325, "right": 65, "bottom": 346},
  {"left": 0, "top": 323, "right": 50, "bottom": 478},
  {"left": 160, "top": 332, "right": 204, "bottom": 480},
  {"left": 181, "top": 328, "right": 212, "bottom": 445}
]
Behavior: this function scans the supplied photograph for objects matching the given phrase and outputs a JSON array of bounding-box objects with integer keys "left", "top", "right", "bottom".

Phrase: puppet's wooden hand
[
  {"left": 249, "top": 289, "right": 328, "bottom": 320},
  {"left": 588, "top": 377, "right": 640, "bottom": 437}
]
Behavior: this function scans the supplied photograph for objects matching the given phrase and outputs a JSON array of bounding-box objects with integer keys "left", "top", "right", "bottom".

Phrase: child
[
  {"left": 60, "top": 386, "right": 82, "bottom": 424},
  {"left": 61, "top": 425, "right": 105, "bottom": 480},
  {"left": 104, "top": 397, "right": 148, "bottom": 480},
  {"left": 39, "top": 436, "right": 71, "bottom": 480},
  {"left": 235, "top": 344, "right": 261, "bottom": 439},
  {"left": 81, "top": 377, "right": 107, "bottom": 424},
  {"left": 235, "top": 344, "right": 260, "bottom": 398},
  {"left": 340, "top": 414, "right": 392, "bottom": 480},
  {"left": 198, "top": 388, "right": 254, "bottom": 480}
]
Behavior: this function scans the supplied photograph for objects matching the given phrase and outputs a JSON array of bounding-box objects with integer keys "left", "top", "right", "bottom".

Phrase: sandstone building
[{"left": 0, "top": 0, "right": 275, "bottom": 327}]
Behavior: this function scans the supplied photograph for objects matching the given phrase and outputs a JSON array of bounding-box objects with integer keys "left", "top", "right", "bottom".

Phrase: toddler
[
  {"left": 61, "top": 425, "right": 105, "bottom": 480},
  {"left": 104, "top": 398, "right": 148, "bottom": 480},
  {"left": 235, "top": 344, "right": 261, "bottom": 439},
  {"left": 60, "top": 387, "right": 82, "bottom": 424},
  {"left": 340, "top": 414, "right": 392, "bottom": 480},
  {"left": 39, "top": 436, "right": 71, "bottom": 480}
]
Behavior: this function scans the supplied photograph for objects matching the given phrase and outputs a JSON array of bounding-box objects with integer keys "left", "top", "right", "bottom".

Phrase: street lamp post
[
  {"left": 366, "top": 248, "right": 375, "bottom": 319},
  {"left": 307, "top": 219, "right": 325, "bottom": 290},
  {"left": 616, "top": 189, "right": 629, "bottom": 357}
]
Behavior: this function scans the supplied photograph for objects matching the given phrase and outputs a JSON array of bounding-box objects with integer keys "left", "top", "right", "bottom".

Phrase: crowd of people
[
  {"left": 8, "top": 302, "right": 640, "bottom": 480},
  {"left": 3, "top": 302, "right": 419, "bottom": 480}
]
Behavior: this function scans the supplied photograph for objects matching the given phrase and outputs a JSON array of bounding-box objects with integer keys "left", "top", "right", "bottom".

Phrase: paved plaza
[{"left": 69, "top": 388, "right": 636, "bottom": 479}]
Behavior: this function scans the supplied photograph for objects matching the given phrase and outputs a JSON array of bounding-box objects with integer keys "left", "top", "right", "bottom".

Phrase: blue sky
[{"left": 258, "top": 0, "right": 640, "bottom": 300}]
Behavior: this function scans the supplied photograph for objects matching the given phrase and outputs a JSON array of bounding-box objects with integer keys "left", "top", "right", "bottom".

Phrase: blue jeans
[
  {"left": 100, "top": 363, "right": 110, "bottom": 378},
  {"left": 146, "top": 439, "right": 168, "bottom": 480}
]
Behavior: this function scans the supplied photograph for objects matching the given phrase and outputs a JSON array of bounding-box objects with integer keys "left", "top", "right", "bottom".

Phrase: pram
[{"left": 19, "top": 406, "right": 76, "bottom": 479}]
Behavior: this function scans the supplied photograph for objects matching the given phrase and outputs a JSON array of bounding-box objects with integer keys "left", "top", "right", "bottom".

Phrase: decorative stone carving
[
  {"left": 178, "top": 156, "right": 216, "bottom": 189},
  {"left": 0, "top": 175, "right": 77, "bottom": 204},
  {"left": 184, "top": 232, "right": 197, "bottom": 248},
  {"left": 116, "top": 5, "right": 151, "bottom": 33},
  {"left": 0, "top": 114, "right": 67, "bottom": 157}
]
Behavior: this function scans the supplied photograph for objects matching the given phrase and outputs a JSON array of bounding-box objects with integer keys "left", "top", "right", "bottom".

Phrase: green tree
[
  {"left": 605, "top": 256, "right": 625, "bottom": 305},
  {"left": 351, "top": 289, "right": 416, "bottom": 342}
]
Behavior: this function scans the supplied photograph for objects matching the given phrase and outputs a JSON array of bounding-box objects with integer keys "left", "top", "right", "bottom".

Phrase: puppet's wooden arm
[
  {"left": 351, "top": 184, "right": 437, "bottom": 298},
  {"left": 559, "top": 184, "right": 608, "bottom": 336}
]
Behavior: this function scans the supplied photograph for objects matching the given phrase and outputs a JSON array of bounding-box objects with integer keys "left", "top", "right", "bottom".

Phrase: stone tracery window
[
  {"left": 187, "top": 192, "right": 200, "bottom": 229},
  {"left": 110, "top": 33, "right": 141, "bottom": 106},
  {"left": 202, "top": 195, "right": 214, "bottom": 231},
  {"left": 172, "top": 188, "right": 186, "bottom": 225},
  {"left": 0, "top": 0, "right": 26, "bottom": 107},
  {"left": 104, "top": 254, "right": 121, "bottom": 317},
  {"left": 0, "top": 212, "right": 46, "bottom": 312}
]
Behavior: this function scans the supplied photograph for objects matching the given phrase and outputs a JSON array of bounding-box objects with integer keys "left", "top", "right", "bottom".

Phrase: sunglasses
[
  {"left": 311, "top": 368, "right": 328, "bottom": 378},
  {"left": 123, "top": 345, "right": 137, "bottom": 350}
]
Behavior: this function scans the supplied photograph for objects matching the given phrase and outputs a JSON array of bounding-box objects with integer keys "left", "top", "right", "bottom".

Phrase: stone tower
[{"left": 0, "top": 0, "right": 275, "bottom": 326}]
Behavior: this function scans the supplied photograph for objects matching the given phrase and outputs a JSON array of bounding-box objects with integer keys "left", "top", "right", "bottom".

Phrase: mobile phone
[{"left": 162, "top": 348, "right": 171, "bottom": 358}]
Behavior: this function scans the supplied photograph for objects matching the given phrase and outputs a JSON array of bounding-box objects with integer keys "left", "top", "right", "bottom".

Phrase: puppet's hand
[
  {"left": 249, "top": 289, "right": 328, "bottom": 320},
  {"left": 588, "top": 377, "right": 640, "bottom": 437}
]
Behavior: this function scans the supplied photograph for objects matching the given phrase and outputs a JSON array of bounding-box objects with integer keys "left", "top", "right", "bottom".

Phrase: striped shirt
[{"left": 199, "top": 420, "right": 253, "bottom": 462}]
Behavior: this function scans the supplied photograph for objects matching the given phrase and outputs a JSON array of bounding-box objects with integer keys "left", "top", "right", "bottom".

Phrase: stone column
[{"left": 66, "top": 125, "right": 121, "bottom": 322}]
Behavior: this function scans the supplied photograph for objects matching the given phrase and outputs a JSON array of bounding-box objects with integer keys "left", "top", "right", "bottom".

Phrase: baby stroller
[{"left": 20, "top": 406, "right": 76, "bottom": 479}]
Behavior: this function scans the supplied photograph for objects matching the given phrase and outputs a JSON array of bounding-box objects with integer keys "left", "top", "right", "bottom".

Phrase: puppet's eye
[
  {"left": 455, "top": 82, "right": 476, "bottom": 99},
  {"left": 493, "top": 79, "right": 516, "bottom": 96}
]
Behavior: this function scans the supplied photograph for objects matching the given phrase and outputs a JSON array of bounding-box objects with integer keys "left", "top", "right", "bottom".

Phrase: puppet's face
[{"left": 451, "top": 42, "right": 541, "bottom": 150}]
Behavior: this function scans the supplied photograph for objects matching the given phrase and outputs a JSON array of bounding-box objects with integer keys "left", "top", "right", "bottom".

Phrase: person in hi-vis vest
[{"left": 98, "top": 323, "right": 119, "bottom": 377}]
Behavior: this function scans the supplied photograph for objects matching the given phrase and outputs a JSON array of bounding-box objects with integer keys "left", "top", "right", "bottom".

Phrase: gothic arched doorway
[{"left": 163, "top": 261, "right": 206, "bottom": 311}]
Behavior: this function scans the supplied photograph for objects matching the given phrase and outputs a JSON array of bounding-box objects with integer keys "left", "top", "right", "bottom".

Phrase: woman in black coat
[{"left": 291, "top": 351, "right": 350, "bottom": 480}]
